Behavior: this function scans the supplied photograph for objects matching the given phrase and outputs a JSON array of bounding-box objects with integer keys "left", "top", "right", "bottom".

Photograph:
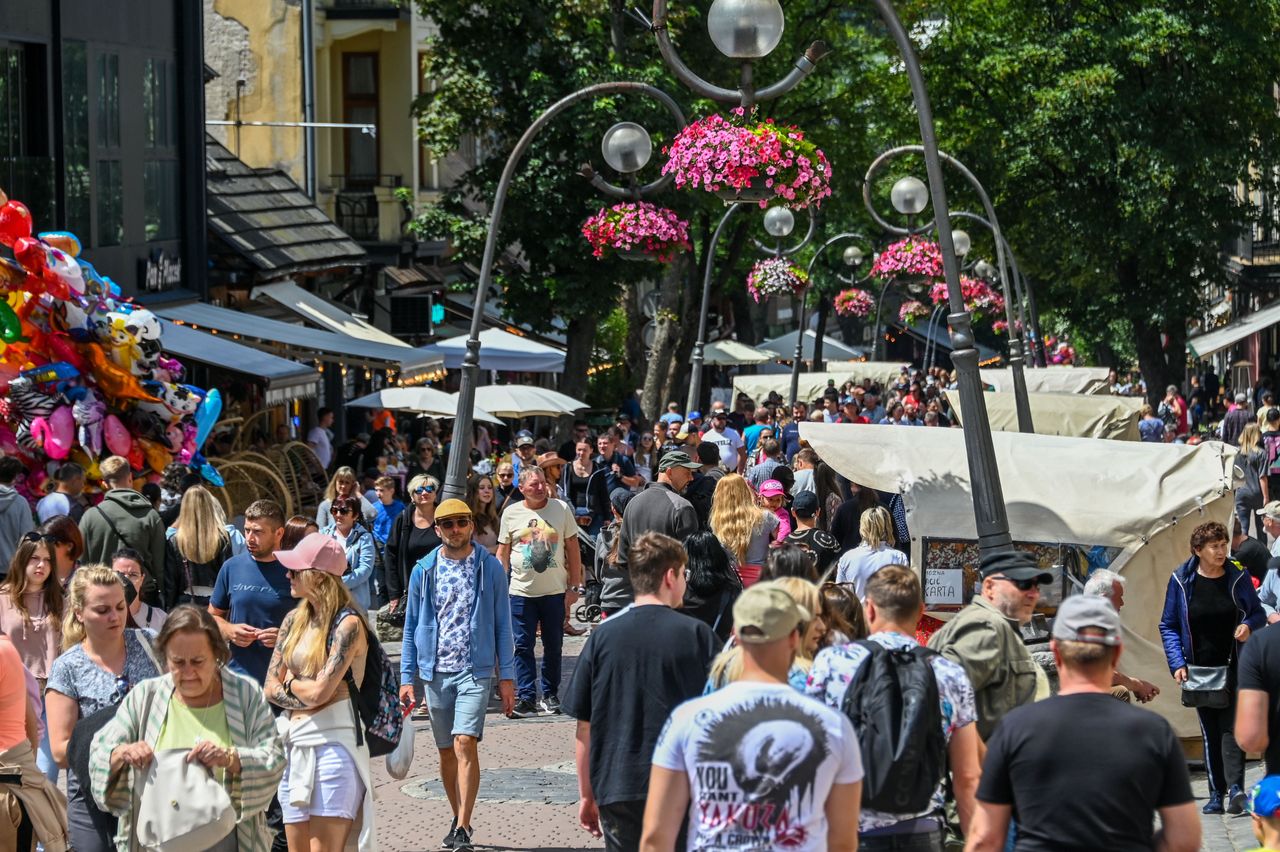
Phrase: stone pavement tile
[{"left": 1193, "top": 762, "right": 1266, "bottom": 852}]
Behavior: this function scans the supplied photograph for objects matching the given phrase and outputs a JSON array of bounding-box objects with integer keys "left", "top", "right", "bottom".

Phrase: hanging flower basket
[
  {"left": 869, "top": 237, "right": 944, "bottom": 282},
  {"left": 928, "top": 276, "right": 1006, "bottom": 320},
  {"left": 661, "top": 108, "right": 833, "bottom": 210},
  {"left": 992, "top": 319, "right": 1009, "bottom": 335},
  {"left": 898, "top": 299, "right": 930, "bottom": 326},
  {"left": 581, "top": 202, "right": 691, "bottom": 263},
  {"left": 833, "top": 288, "right": 875, "bottom": 318},
  {"left": 746, "top": 258, "right": 809, "bottom": 303}
]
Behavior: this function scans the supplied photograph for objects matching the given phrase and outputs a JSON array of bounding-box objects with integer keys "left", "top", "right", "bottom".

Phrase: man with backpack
[{"left": 806, "top": 565, "right": 980, "bottom": 850}]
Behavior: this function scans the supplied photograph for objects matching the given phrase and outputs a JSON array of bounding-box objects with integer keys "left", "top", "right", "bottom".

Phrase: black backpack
[
  {"left": 326, "top": 607, "right": 404, "bottom": 757},
  {"left": 840, "top": 640, "right": 947, "bottom": 814}
]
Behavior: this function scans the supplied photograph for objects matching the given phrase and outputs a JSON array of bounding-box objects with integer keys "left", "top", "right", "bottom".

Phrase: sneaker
[
  {"left": 1203, "top": 793, "right": 1224, "bottom": 814},
  {"left": 540, "top": 695, "right": 561, "bottom": 715},
  {"left": 453, "top": 826, "right": 474, "bottom": 852},
  {"left": 1228, "top": 784, "right": 1247, "bottom": 815},
  {"left": 510, "top": 698, "right": 540, "bottom": 718},
  {"left": 441, "top": 818, "right": 458, "bottom": 849}
]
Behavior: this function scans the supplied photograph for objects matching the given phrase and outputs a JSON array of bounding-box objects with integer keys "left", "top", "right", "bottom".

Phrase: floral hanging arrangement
[
  {"left": 992, "top": 319, "right": 1009, "bottom": 335},
  {"left": 581, "top": 201, "right": 691, "bottom": 262},
  {"left": 898, "top": 299, "right": 930, "bottom": 326},
  {"left": 661, "top": 108, "right": 833, "bottom": 209},
  {"left": 869, "top": 237, "right": 944, "bottom": 281},
  {"left": 746, "top": 258, "right": 809, "bottom": 303},
  {"left": 833, "top": 288, "right": 875, "bottom": 318},
  {"left": 927, "top": 276, "right": 1006, "bottom": 320}
]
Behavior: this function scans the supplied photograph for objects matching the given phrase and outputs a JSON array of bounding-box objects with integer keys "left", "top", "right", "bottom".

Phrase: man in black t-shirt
[
  {"left": 564, "top": 532, "right": 717, "bottom": 852},
  {"left": 967, "top": 595, "right": 1200, "bottom": 852},
  {"left": 1237, "top": 623, "right": 1280, "bottom": 776},
  {"left": 785, "top": 491, "right": 840, "bottom": 577}
]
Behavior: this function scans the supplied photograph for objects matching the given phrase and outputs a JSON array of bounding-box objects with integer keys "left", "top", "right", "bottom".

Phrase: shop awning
[
  {"left": 1187, "top": 299, "right": 1280, "bottom": 358},
  {"left": 159, "top": 320, "right": 321, "bottom": 406},
  {"left": 250, "top": 280, "right": 409, "bottom": 348},
  {"left": 424, "top": 328, "right": 566, "bottom": 373},
  {"left": 154, "top": 302, "right": 443, "bottom": 379}
]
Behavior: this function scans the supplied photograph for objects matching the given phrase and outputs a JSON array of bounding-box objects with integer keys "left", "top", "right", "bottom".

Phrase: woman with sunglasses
[
  {"left": 384, "top": 475, "right": 443, "bottom": 609},
  {"left": 46, "top": 566, "right": 161, "bottom": 852},
  {"left": 0, "top": 532, "right": 65, "bottom": 781},
  {"left": 633, "top": 433, "right": 659, "bottom": 485},
  {"left": 494, "top": 463, "right": 518, "bottom": 508},
  {"left": 315, "top": 466, "right": 377, "bottom": 529},
  {"left": 321, "top": 495, "right": 376, "bottom": 611}
]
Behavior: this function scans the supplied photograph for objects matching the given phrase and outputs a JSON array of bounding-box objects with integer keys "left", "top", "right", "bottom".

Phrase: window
[
  {"left": 0, "top": 41, "right": 53, "bottom": 226},
  {"left": 143, "top": 160, "right": 177, "bottom": 242},
  {"left": 343, "top": 53, "right": 378, "bottom": 186},
  {"left": 143, "top": 58, "right": 175, "bottom": 149},
  {"left": 62, "top": 40, "right": 90, "bottom": 238},
  {"left": 95, "top": 53, "right": 119, "bottom": 149},
  {"left": 96, "top": 160, "right": 122, "bottom": 246},
  {"left": 417, "top": 52, "right": 437, "bottom": 190}
]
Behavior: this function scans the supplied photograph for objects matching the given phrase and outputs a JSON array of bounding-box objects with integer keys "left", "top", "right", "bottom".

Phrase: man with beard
[{"left": 641, "top": 581, "right": 862, "bottom": 852}]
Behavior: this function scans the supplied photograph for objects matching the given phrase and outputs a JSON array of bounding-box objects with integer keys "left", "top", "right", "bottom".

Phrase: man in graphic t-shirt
[
  {"left": 641, "top": 581, "right": 863, "bottom": 852},
  {"left": 208, "top": 499, "right": 293, "bottom": 684}
]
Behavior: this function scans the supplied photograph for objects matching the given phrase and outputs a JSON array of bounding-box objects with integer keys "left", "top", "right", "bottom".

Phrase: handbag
[
  {"left": 1181, "top": 664, "right": 1232, "bottom": 709},
  {"left": 132, "top": 749, "right": 235, "bottom": 851}
]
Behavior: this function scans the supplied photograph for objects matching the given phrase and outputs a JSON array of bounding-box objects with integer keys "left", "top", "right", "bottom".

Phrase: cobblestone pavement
[{"left": 1197, "top": 762, "right": 1267, "bottom": 852}]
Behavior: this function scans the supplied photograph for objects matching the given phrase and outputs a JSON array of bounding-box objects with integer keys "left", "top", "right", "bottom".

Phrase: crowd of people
[{"left": 11, "top": 363, "right": 1280, "bottom": 851}]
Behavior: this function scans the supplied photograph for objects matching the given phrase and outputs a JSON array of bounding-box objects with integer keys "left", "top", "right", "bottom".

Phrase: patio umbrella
[
  {"left": 346, "top": 387, "right": 503, "bottom": 423},
  {"left": 703, "top": 339, "right": 775, "bottom": 366},
  {"left": 468, "top": 385, "right": 588, "bottom": 418}
]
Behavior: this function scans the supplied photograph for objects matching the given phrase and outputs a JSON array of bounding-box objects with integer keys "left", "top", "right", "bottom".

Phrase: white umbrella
[
  {"left": 468, "top": 385, "right": 588, "bottom": 418},
  {"left": 347, "top": 387, "right": 503, "bottom": 423},
  {"left": 703, "top": 339, "right": 775, "bottom": 366}
]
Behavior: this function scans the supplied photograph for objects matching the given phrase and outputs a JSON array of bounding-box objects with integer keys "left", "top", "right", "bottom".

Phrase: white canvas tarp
[
  {"left": 733, "top": 362, "right": 913, "bottom": 404},
  {"left": 798, "top": 422, "right": 1235, "bottom": 736},
  {"left": 946, "top": 391, "right": 1145, "bottom": 441},
  {"left": 980, "top": 366, "right": 1112, "bottom": 395}
]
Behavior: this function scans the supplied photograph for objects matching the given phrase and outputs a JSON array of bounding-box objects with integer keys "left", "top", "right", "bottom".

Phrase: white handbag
[{"left": 133, "top": 749, "right": 236, "bottom": 851}]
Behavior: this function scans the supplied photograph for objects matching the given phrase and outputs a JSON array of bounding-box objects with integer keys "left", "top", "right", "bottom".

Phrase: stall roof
[
  {"left": 159, "top": 320, "right": 321, "bottom": 406},
  {"left": 251, "top": 280, "right": 408, "bottom": 348},
  {"left": 154, "top": 302, "right": 443, "bottom": 378},
  {"left": 759, "top": 329, "right": 866, "bottom": 362},
  {"left": 1187, "top": 300, "right": 1280, "bottom": 358},
  {"left": 703, "top": 339, "right": 774, "bottom": 366},
  {"left": 424, "top": 328, "right": 566, "bottom": 373}
]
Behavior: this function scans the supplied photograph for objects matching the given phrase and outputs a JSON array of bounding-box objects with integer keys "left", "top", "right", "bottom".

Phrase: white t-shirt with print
[
  {"left": 652, "top": 680, "right": 863, "bottom": 851},
  {"left": 498, "top": 498, "right": 579, "bottom": 598},
  {"left": 700, "top": 427, "right": 744, "bottom": 468}
]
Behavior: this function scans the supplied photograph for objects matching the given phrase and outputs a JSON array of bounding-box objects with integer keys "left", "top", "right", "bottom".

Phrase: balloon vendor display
[{"left": 0, "top": 190, "right": 224, "bottom": 490}]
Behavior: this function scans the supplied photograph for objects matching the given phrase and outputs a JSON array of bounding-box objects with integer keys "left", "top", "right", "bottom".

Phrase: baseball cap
[
  {"left": 354, "top": 432, "right": 371, "bottom": 444},
  {"left": 617, "top": 412, "right": 632, "bottom": 422},
  {"left": 1051, "top": 595, "right": 1122, "bottom": 646},
  {"left": 1258, "top": 500, "right": 1280, "bottom": 521},
  {"left": 435, "top": 498, "right": 472, "bottom": 519},
  {"left": 980, "top": 549, "right": 1053, "bottom": 583},
  {"left": 609, "top": 487, "right": 635, "bottom": 515},
  {"left": 659, "top": 450, "right": 701, "bottom": 471},
  {"left": 688, "top": 410, "right": 702, "bottom": 421},
  {"left": 759, "top": 479, "right": 785, "bottom": 497},
  {"left": 695, "top": 442, "right": 721, "bottom": 465},
  {"left": 514, "top": 435, "right": 535, "bottom": 448},
  {"left": 711, "top": 409, "right": 728, "bottom": 419},
  {"left": 276, "top": 533, "right": 348, "bottom": 576},
  {"left": 792, "top": 491, "right": 819, "bottom": 517},
  {"left": 1250, "top": 776, "right": 1280, "bottom": 817},
  {"left": 734, "top": 581, "right": 809, "bottom": 644}
]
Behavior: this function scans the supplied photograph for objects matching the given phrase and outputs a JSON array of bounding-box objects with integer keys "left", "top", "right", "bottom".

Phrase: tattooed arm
[
  {"left": 285, "top": 614, "right": 368, "bottom": 708},
  {"left": 264, "top": 611, "right": 306, "bottom": 710}
]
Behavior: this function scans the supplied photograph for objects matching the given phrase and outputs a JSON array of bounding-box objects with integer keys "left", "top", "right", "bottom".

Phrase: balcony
[
  {"left": 321, "top": 0, "right": 405, "bottom": 21},
  {"left": 328, "top": 174, "right": 404, "bottom": 244}
]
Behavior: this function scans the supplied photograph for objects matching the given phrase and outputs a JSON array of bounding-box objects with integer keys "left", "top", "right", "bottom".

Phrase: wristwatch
[{"left": 570, "top": 585, "right": 586, "bottom": 594}]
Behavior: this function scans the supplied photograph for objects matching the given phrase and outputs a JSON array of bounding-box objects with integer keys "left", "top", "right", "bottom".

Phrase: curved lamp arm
[
  {"left": 752, "top": 207, "right": 818, "bottom": 257},
  {"left": 577, "top": 86, "right": 688, "bottom": 200}
]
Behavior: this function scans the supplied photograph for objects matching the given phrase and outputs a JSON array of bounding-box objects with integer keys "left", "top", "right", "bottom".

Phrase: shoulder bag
[{"left": 1181, "top": 648, "right": 1234, "bottom": 710}]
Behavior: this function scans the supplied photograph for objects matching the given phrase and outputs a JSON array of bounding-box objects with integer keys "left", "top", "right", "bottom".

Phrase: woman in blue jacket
[
  {"left": 321, "top": 495, "right": 376, "bottom": 610},
  {"left": 1159, "top": 520, "right": 1266, "bottom": 815}
]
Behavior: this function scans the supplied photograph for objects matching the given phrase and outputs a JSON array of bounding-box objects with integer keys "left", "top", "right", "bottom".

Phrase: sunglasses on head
[
  {"left": 438, "top": 517, "right": 472, "bottom": 531},
  {"left": 22, "top": 532, "right": 64, "bottom": 546},
  {"left": 991, "top": 575, "right": 1043, "bottom": 591}
]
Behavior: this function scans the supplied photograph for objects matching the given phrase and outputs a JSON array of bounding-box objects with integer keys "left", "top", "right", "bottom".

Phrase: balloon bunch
[{"left": 0, "top": 189, "right": 224, "bottom": 489}]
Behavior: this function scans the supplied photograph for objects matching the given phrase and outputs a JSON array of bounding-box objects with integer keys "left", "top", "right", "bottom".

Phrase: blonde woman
[
  {"left": 1236, "top": 422, "right": 1270, "bottom": 541},
  {"left": 46, "top": 567, "right": 161, "bottom": 852},
  {"left": 466, "top": 473, "right": 501, "bottom": 549},
  {"left": 315, "top": 466, "right": 376, "bottom": 528},
  {"left": 709, "top": 473, "right": 778, "bottom": 588},
  {"left": 265, "top": 534, "right": 375, "bottom": 852},
  {"left": 705, "top": 578, "right": 821, "bottom": 693},
  {"left": 834, "top": 506, "right": 909, "bottom": 600},
  {"left": 163, "top": 485, "right": 233, "bottom": 609},
  {"left": 88, "top": 605, "right": 285, "bottom": 851},
  {"left": 384, "top": 474, "right": 441, "bottom": 606}
]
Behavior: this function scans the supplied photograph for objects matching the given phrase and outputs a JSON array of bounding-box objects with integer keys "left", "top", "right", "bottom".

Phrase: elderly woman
[
  {"left": 88, "top": 605, "right": 284, "bottom": 851},
  {"left": 1160, "top": 520, "right": 1266, "bottom": 816}
]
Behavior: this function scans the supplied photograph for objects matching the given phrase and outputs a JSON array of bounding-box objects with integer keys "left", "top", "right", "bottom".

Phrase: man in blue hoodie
[{"left": 400, "top": 498, "right": 515, "bottom": 852}]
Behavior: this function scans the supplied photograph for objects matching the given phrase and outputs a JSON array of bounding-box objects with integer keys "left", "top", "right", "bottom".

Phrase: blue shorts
[
  {"left": 423, "top": 670, "right": 492, "bottom": 749},
  {"left": 279, "top": 743, "right": 365, "bottom": 823}
]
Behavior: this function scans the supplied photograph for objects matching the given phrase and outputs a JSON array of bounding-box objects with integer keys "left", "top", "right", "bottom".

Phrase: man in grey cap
[
  {"left": 928, "top": 550, "right": 1050, "bottom": 740},
  {"left": 966, "top": 595, "right": 1199, "bottom": 852},
  {"left": 1222, "top": 392, "right": 1255, "bottom": 445},
  {"left": 602, "top": 451, "right": 700, "bottom": 615}
]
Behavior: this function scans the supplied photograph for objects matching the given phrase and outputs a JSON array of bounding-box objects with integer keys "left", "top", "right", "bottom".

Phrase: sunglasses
[
  {"left": 498, "top": 472, "right": 514, "bottom": 478},
  {"left": 22, "top": 532, "right": 65, "bottom": 546},
  {"left": 414, "top": 485, "right": 436, "bottom": 495},
  {"left": 438, "top": 517, "right": 472, "bottom": 531},
  {"left": 330, "top": 507, "right": 355, "bottom": 516},
  {"left": 991, "top": 575, "right": 1043, "bottom": 592}
]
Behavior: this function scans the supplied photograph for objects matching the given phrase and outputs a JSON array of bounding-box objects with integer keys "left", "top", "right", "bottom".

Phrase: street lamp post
[
  {"left": 789, "top": 233, "right": 871, "bottom": 406},
  {"left": 442, "top": 82, "right": 686, "bottom": 500}
]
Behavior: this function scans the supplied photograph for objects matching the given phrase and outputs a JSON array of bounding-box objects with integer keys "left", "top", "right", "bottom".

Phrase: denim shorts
[
  {"left": 279, "top": 743, "right": 366, "bottom": 823},
  {"left": 423, "top": 670, "right": 492, "bottom": 749}
]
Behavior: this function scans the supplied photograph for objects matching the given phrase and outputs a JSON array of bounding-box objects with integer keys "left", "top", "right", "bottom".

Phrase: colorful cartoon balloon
[
  {"left": 193, "top": 388, "right": 222, "bottom": 451},
  {"left": 29, "top": 406, "right": 74, "bottom": 460},
  {"left": 38, "top": 231, "right": 81, "bottom": 258},
  {"left": 0, "top": 301, "right": 23, "bottom": 343},
  {"left": 103, "top": 413, "right": 132, "bottom": 457}
]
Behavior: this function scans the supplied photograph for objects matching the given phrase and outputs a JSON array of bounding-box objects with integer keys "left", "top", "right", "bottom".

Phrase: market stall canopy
[
  {"left": 346, "top": 387, "right": 502, "bottom": 424},
  {"left": 888, "top": 318, "right": 1000, "bottom": 363},
  {"left": 1187, "top": 300, "right": 1280, "bottom": 358},
  {"left": 159, "top": 320, "right": 321, "bottom": 406},
  {"left": 424, "top": 328, "right": 566, "bottom": 373},
  {"left": 154, "top": 302, "right": 443, "bottom": 380},
  {"left": 251, "top": 280, "right": 408, "bottom": 348},
  {"left": 703, "top": 339, "right": 774, "bottom": 366},
  {"left": 945, "top": 391, "right": 1145, "bottom": 441},
  {"left": 733, "top": 362, "right": 913, "bottom": 405},
  {"left": 799, "top": 421, "right": 1235, "bottom": 737},
  {"left": 979, "top": 366, "right": 1112, "bottom": 395},
  {"left": 823, "top": 361, "right": 914, "bottom": 389},
  {"left": 469, "top": 386, "right": 588, "bottom": 418},
  {"left": 758, "top": 329, "right": 865, "bottom": 362}
]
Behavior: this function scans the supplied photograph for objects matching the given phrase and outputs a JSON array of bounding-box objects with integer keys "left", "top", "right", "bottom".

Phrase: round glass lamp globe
[
  {"left": 707, "top": 0, "right": 785, "bottom": 60},
  {"left": 975, "top": 260, "right": 997, "bottom": 280},
  {"left": 601, "top": 122, "right": 653, "bottom": 174},
  {"left": 890, "top": 176, "right": 929, "bottom": 216},
  {"left": 842, "top": 245, "right": 864, "bottom": 267},
  {"left": 763, "top": 206, "right": 795, "bottom": 237},
  {"left": 952, "top": 229, "right": 971, "bottom": 258}
]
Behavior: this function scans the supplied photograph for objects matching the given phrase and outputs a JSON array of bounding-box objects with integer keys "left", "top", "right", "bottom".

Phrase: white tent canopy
[
  {"left": 759, "top": 329, "right": 865, "bottom": 362},
  {"left": 733, "top": 362, "right": 913, "bottom": 404},
  {"left": 799, "top": 421, "right": 1235, "bottom": 736},
  {"left": 425, "top": 328, "right": 566, "bottom": 373},
  {"left": 346, "top": 387, "right": 502, "bottom": 423},
  {"left": 252, "top": 280, "right": 409, "bottom": 348},
  {"left": 468, "top": 386, "right": 587, "bottom": 418},
  {"left": 703, "top": 339, "right": 774, "bottom": 366},
  {"left": 946, "top": 391, "right": 1145, "bottom": 441},
  {"left": 980, "top": 366, "right": 1112, "bottom": 395}
]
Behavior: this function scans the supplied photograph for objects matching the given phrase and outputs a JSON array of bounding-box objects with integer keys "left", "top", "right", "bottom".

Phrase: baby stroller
[{"left": 575, "top": 533, "right": 604, "bottom": 624}]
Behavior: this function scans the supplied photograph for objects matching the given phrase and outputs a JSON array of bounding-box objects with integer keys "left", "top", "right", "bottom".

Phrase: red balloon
[
  {"left": 13, "top": 237, "right": 46, "bottom": 275},
  {"left": 0, "top": 201, "right": 32, "bottom": 248}
]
